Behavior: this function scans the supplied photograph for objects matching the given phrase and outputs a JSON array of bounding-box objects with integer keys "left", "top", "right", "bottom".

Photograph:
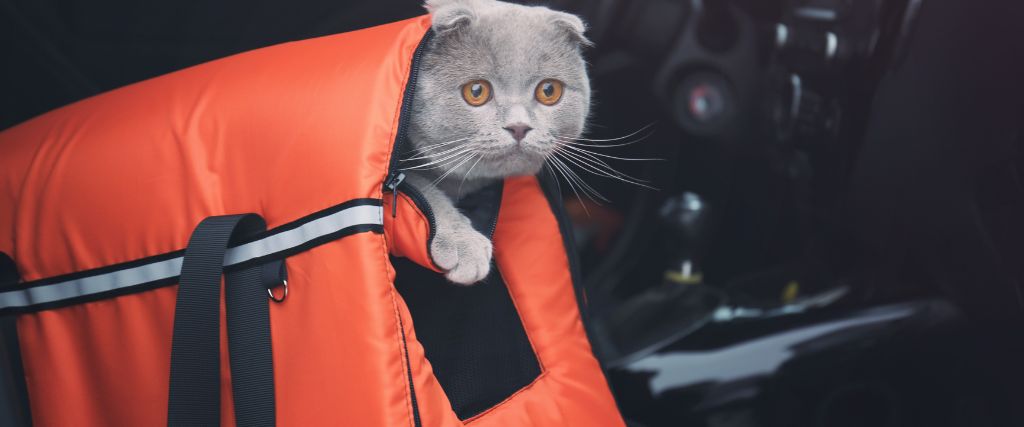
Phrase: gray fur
[{"left": 403, "top": 0, "right": 591, "bottom": 285}]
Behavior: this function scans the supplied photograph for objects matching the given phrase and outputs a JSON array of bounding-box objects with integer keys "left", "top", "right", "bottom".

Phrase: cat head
[{"left": 407, "top": 0, "right": 591, "bottom": 184}]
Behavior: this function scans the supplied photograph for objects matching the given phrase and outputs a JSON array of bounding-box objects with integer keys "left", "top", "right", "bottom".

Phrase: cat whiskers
[
  {"left": 402, "top": 137, "right": 471, "bottom": 157},
  {"left": 457, "top": 154, "right": 485, "bottom": 197},
  {"left": 543, "top": 123, "right": 663, "bottom": 215},
  {"left": 432, "top": 151, "right": 481, "bottom": 187},
  {"left": 552, "top": 123, "right": 656, "bottom": 147},
  {"left": 550, "top": 156, "right": 610, "bottom": 203},
  {"left": 551, "top": 143, "right": 660, "bottom": 190},
  {"left": 544, "top": 157, "right": 601, "bottom": 217},
  {"left": 554, "top": 140, "right": 662, "bottom": 163},
  {"left": 402, "top": 140, "right": 474, "bottom": 162},
  {"left": 399, "top": 146, "right": 478, "bottom": 171}
]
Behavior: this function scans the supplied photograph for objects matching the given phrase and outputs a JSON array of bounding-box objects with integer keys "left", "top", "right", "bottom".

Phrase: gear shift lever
[
  {"left": 602, "top": 192, "right": 723, "bottom": 365},
  {"left": 659, "top": 191, "right": 713, "bottom": 284}
]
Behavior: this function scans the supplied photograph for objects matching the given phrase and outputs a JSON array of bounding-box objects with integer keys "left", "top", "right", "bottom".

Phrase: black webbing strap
[
  {"left": 167, "top": 215, "right": 276, "bottom": 427},
  {"left": 0, "top": 254, "right": 17, "bottom": 286},
  {"left": 225, "top": 259, "right": 279, "bottom": 427},
  {"left": 0, "top": 253, "right": 30, "bottom": 426}
]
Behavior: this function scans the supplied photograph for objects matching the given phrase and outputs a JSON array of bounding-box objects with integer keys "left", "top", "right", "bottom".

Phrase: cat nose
[{"left": 503, "top": 123, "right": 533, "bottom": 142}]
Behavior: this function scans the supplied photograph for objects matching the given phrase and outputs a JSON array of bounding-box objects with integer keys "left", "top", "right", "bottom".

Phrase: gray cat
[{"left": 401, "top": 0, "right": 591, "bottom": 285}]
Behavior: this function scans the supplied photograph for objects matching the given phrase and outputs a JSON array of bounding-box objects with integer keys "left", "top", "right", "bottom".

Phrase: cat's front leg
[{"left": 403, "top": 173, "right": 492, "bottom": 285}]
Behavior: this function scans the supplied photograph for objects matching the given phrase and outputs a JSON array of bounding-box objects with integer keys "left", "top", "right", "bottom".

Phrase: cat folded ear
[
  {"left": 425, "top": 0, "right": 477, "bottom": 34},
  {"left": 549, "top": 11, "right": 593, "bottom": 48}
]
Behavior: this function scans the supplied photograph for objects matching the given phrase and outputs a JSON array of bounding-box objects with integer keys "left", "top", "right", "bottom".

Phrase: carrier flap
[
  {"left": 385, "top": 176, "right": 624, "bottom": 427},
  {"left": 384, "top": 192, "right": 442, "bottom": 274}
]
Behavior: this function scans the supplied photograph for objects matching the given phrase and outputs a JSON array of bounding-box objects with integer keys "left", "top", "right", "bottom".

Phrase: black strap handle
[
  {"left": 225, "top": 259, "right": 280, "bottom": 426},
  {"left": 0, "top": 253, "right": 17, "bottom": 288},
  {"left": 0, "top": 253, "right": 30, "bottom": 427},
  {"left": 168, "top": 215, "right": 277, "bottom": 426}
]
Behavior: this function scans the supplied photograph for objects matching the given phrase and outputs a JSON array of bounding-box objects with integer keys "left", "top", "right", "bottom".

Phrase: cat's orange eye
[
  {"left": 461, "top": 80, "right": 492, "bottom": 106},
  {"left": 535, "top": 79, "right": 564, "bottom": 106}
]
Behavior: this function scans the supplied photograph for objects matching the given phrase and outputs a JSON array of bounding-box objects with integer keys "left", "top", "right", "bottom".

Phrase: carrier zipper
[
  {"left": 386, "top": 172, "right": 406, "bottom": 217},
  {"left": 486, "top": 196, "right": 500, "bottom": 240},
  {"left": 385, "top": 29, "right": 432, "bottom": 427},
  {"left": 384, "top": 30, "right": 433, "bottom": 189},
  {"left": 386, "top": 181, "right": 441, "bottom": 270},
  {"left": 384, "top": 27, "right": 436, "bottom": 257}
]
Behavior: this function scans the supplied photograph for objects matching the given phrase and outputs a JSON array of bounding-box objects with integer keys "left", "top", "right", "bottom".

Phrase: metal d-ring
[{"left": 267, "top": 280, "right": 288, "bottom": 303}]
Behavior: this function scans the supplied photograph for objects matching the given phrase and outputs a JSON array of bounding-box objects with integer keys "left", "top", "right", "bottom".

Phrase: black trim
[
  {"left": 398, "top": 314, "right": 422, "bottom": 427},
  {"left": 233, "top": 198, "right": 381, "bottom": 248},
  {"left": 223, "top": 223, "right": 382, "bottom": 275},
  {"left": 6, "top": 277, "right": 182, "bottom": 317},
  {"left": 2, "top": 224, "right": 381, "bottom": 316},
  {"left": 5, "top": 250, "right": 185, "bottom": 293},
  {"left": 0, "top": 200, "right": 383, "bottom": 315},
  {"left": 7, "top": 198, "right": 381, "bottom": 293}
]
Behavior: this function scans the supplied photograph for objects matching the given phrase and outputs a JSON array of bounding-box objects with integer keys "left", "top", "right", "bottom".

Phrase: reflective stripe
[
  {"left": 0, "top": 204, "right": 383, "bottom": 311},
  {"left": 0, "top": 257, "right": 185, "bottom": 309},
  {"left": 223, "top": 204, "right": 381, "bottom": 265}
]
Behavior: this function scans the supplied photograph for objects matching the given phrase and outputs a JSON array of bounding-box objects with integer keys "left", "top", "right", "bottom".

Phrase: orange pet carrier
[{"left": 0, "top": 15, "right": 623, "bottom": 426}]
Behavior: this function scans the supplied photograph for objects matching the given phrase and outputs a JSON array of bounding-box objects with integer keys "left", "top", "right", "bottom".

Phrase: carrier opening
[{"left": 393, "top": 181, "right": 543, "bottom": 420}]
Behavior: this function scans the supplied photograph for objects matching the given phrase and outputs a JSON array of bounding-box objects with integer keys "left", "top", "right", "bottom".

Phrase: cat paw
[{"left": 430, "top": 226, "right": 493, "bottom": 285}]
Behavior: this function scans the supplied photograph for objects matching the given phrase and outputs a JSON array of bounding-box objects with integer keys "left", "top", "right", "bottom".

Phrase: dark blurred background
[{"left": 3, "top": 0, "right": 1024, "bottom": 426}]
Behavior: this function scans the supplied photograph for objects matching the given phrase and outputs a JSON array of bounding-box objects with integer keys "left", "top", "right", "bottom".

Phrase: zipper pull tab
[{"left": 386, "top": 172, "right": 406, "bottom": 218}]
